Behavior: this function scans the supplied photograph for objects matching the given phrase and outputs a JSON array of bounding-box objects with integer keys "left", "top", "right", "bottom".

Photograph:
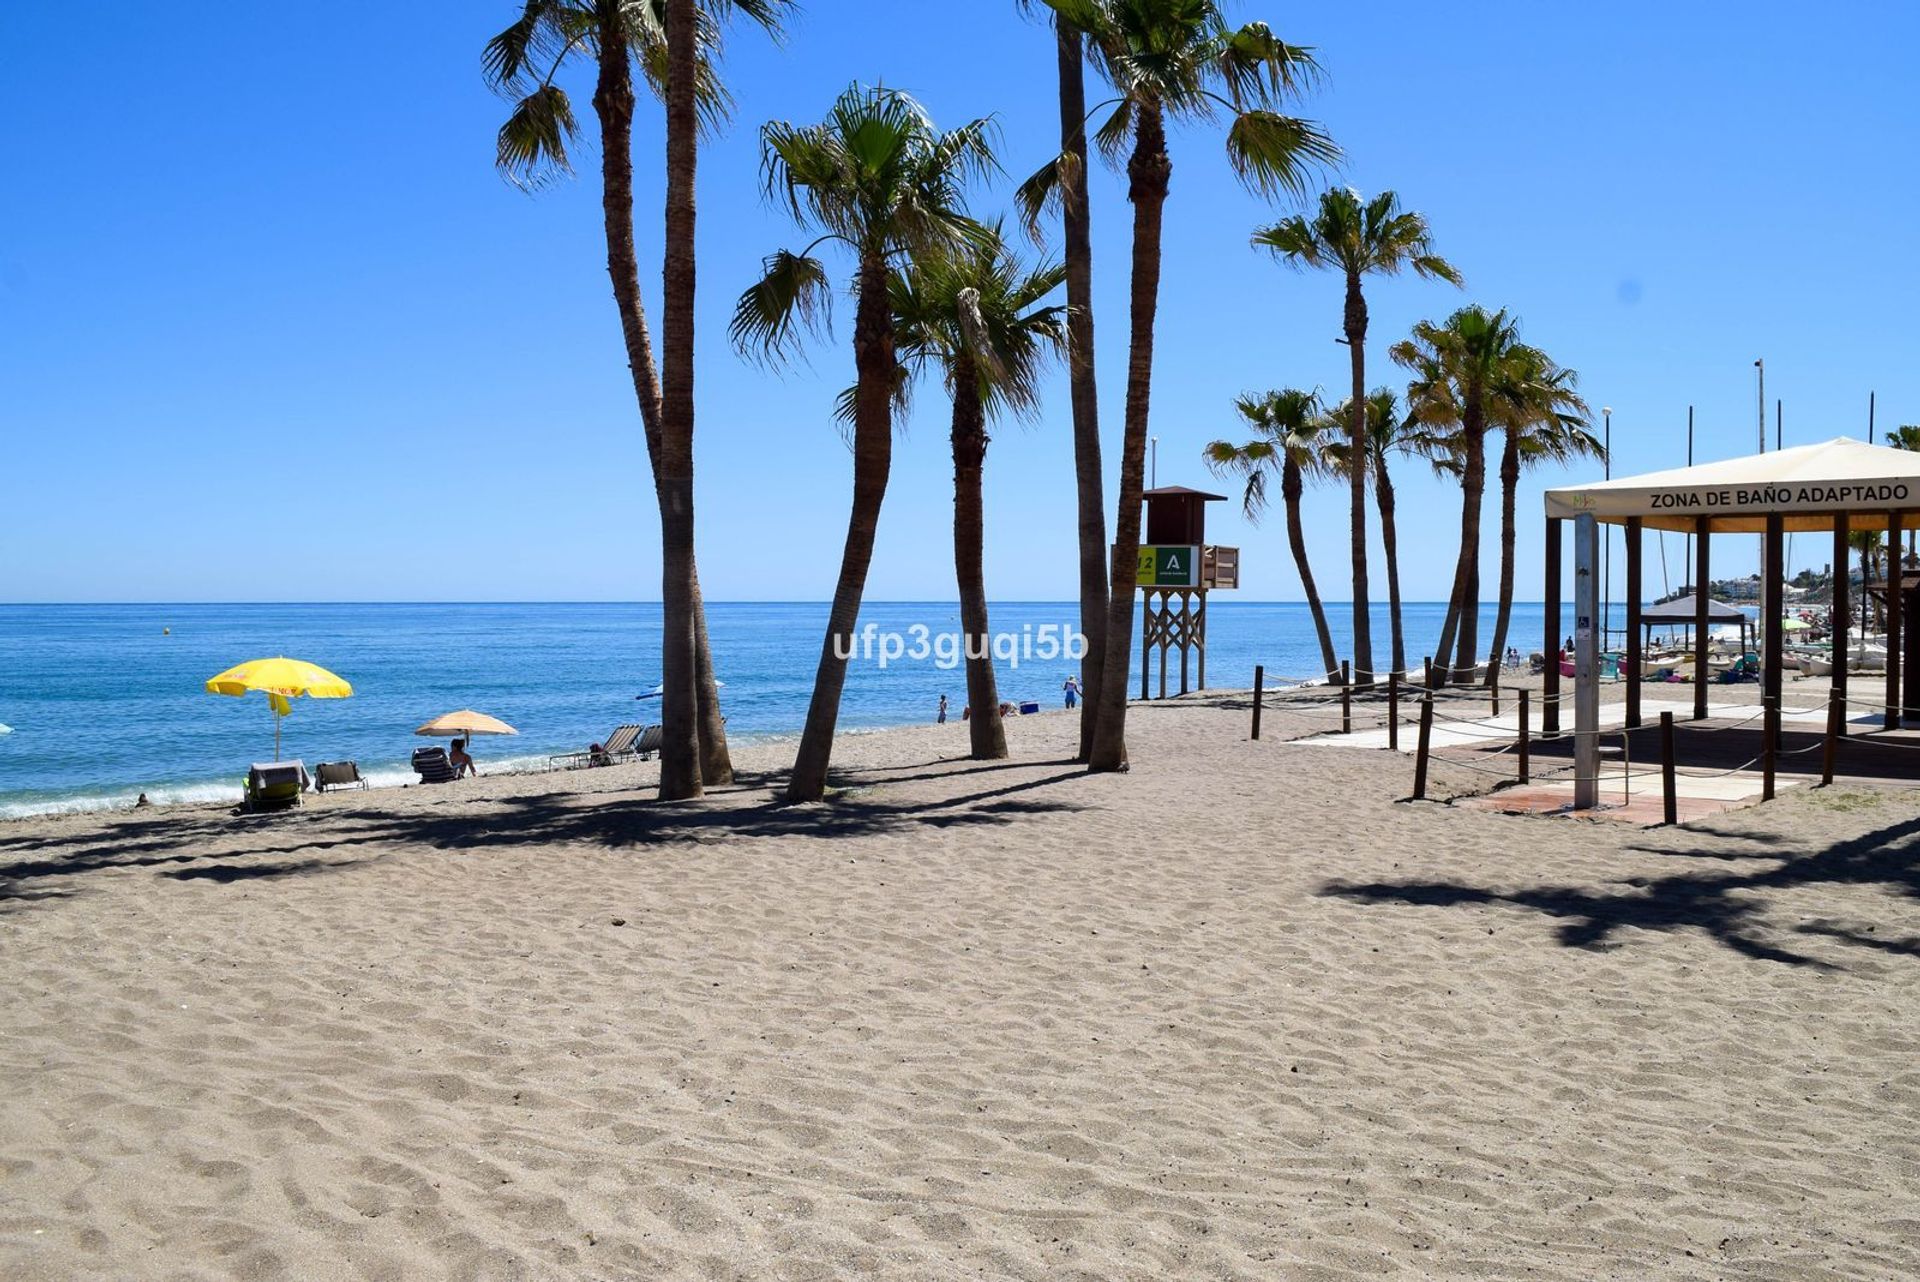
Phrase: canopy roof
[
  {"left": 1544, "top": 437, "right": 1920, "bottom": 532},
  {"left": 1639, "top": 593, "right": 1749, "bottom": 624}
]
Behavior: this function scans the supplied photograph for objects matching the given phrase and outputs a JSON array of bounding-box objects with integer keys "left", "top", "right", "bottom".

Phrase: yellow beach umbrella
[
  {"left": 414, "top": 710, "right": 518, "bottom": 738},
  {"left": 205, "top": 657, "right": 353, "bottom": 760}
]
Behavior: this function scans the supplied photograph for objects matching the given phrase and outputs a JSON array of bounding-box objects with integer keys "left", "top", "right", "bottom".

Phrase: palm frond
[
  {"left": 1091, "top": 100, "right": 1134, "bottom": 168},
  {"left": 1224, "top": 111, "right": 1339, "bottom": 199},
  {"left": 730, "top": 249, "right": 831, "bottom": 363},
  {"left": 495, "top": 84, "right": 579, "bottom": 189},
  {"left": 482, "top": 2, "right": 567, "bottom": 94},
  {"left": 1013, "top": 148, "right": 1082, "bottom": 245}
]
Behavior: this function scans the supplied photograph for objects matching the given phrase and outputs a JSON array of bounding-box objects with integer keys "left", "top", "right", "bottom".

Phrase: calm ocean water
[{"left": 0, "top": 600, "right": 1560, "bottom": 817}]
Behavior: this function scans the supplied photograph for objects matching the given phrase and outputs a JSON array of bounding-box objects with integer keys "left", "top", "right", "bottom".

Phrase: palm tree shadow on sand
[
  {"left": 1321, "top": 814, "right": 1920, "bottom": 968},
  {"left": 0, "top": 757, "right": 1088, "bottom": 910}
]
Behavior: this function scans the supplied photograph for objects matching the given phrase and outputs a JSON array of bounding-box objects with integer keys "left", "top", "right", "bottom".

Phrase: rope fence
[{"left": 1244, "top": 654, "right": 1920, "bottom": 823}]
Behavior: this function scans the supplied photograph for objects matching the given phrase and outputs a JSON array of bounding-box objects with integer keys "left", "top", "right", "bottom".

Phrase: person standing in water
[
  {"left": 1063, "top": 675, "right": 1080, "bottom": 709},
  {"left": 936, "top": 694, "right": 948, "bottom": 724}
]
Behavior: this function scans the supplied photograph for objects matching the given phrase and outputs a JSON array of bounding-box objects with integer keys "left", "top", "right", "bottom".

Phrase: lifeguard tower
[{"left": 1136, "top": 486, "right": 1239, "bottom": 698}]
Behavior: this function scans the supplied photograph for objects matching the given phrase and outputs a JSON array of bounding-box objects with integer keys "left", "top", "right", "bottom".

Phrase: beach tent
[
  {"left": 1544, "top": 436, "right": 1920, "bottom": 532},
  {"left": 1639, "top": 593, "right": 1753, "bottom": 651},
  {"left": 1640, "top": 594, "right": 1748, "bottom": 626},
  {"left": 1541, "top": 437, "right": 1920, "bottom": 806}
]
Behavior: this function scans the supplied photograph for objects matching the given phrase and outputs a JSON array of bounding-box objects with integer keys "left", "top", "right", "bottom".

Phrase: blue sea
[{"left": 0, "top": 600, "right": 1563, "bottom": 818}]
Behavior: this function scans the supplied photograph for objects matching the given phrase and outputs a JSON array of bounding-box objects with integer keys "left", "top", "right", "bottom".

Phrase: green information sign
[{"left": 1136, "top": 544, "right": 1199, "bottom": 587}]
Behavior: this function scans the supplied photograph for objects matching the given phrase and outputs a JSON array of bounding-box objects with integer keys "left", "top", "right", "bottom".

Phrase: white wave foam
[{"left": 0, "top": 780, "right": 243, "bottom": 821}]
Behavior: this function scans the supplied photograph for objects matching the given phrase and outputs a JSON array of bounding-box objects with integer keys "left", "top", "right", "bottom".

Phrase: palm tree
[
  {"left": 1483, "top": 351, "right": 1597, "bottom": 686},
  {"left": 1042, "top": 0, "right": 1336, "bottom": 771},
  {"left": 1204, "top": 389, "right": 1339, "bottom": 682},
  {"left": 1851, "top": 530, "right": 1887, "bottom": 632},
  {"left": 1014, "top": 4, "right": 1108, "bottom": 763},
  {"left": 889, "top": 230, "right": 1068, "bottom": 759},
  {"left": 1253, "top": 189, "right": 1460, "bottom": 689},
  {"left": 484, "top": 0, "right": 789, "bottom": 795},
  {"left": 1392, "top": 306, "right": 1526, "bottom": 685},
  {"left": 731, "top": 85, "right": 997, "bottom": 803},
  {"left": 1321, "top": 389, "right": 1413, "bottom": 678}
]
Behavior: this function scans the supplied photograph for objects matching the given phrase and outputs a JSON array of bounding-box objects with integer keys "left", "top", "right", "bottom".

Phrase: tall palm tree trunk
[
  {"left": 591, "top": 23, "right": 731, "bottom": 788},
  {"left": 1283, "top": 459, "right": 1339, "bottom": 681},
  {"left": 1483, "top": 429, "right": 1521, "bottom": 687},
  {"left": 1343, "top": 275, "right": 1373, "bottom": 687},
  {"left": 656, "top": 0, "right": 700, "bottom": 798},
  {"left": 1451, "top": 415, "right": 1488, "bottom": 685},
  {"left": 1056, "top": 22, "right": 1106, "bottom": 762},
  {"left": 690, "top": 569, "right": 730, "bottom": 783},
  {"left": 1089, "top": 104, "right": 1170, "bottom": 773},
  {"left": 787, "top": 255, "right": 894, "bottom": 802},
  {"left": 1373, "top": 450, "right": 1406, "bottom": 678},
  {"left": 1432, "top": 570, "right": 1464, "bottom": 687},
  {"left": 951, "top": 363, "right": 1007, "bottom": 760}
]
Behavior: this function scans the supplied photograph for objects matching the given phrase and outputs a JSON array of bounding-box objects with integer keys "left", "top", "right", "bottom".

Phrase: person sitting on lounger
[{"left": 449, "top": 738, "right": 476, "bottom": 778}]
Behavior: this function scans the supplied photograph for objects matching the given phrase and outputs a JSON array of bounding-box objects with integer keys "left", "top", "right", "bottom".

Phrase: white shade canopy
[{"left": 1544, "top": 437, "right": 1920, "bottom": 533}]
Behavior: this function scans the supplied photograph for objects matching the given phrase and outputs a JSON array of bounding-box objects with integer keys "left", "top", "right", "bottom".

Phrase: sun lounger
[
  {"left": 313, "top": 761, "right": 367, "bottom": 792},
  {"left": 549, "top": 723, "right": 656, "bottom": 771},
  {"left": 245, "top": 760, "right": 309, "bottom": 812},
  {"left": 411, "top": 746, "right": 458, "bottom": 784}
]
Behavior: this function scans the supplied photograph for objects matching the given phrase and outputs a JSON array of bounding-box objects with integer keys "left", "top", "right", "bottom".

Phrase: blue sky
[{"left": 5, "top": 2, "right": 1917, "bottom": 603}]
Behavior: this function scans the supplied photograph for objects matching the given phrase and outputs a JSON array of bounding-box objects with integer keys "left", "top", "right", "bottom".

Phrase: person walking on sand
[
  {"left": 937, "top": 694, "right": 948, "bottom": 724},
  {"left": 1063, "top": 675, "right": 1080, "bottom": 710}
]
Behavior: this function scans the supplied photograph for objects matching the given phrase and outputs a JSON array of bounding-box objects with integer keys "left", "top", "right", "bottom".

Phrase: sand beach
[{"left": 3, "top": 696, "right": 1917, "bottom": 1280}]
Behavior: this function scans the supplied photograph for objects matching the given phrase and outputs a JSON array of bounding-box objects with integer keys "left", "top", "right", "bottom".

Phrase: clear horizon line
[{"left": 0, "top": 598, "right": 1554, "bottom": 608}]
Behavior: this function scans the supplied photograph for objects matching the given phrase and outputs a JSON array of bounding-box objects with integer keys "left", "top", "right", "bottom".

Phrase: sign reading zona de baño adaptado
[{"left": 1646, "top": 482, "right": 1911, "bottom": 512}]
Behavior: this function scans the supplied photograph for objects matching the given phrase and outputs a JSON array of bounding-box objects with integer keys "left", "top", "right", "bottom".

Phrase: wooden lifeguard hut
[{"left": 1136, "top": 486, "right": 1239, "bottom": 698}]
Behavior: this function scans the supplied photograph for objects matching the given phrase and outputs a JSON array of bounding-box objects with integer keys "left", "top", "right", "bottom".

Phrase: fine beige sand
[{"left": 3, "top": 697, "right": 1918, "bottom": 1280}]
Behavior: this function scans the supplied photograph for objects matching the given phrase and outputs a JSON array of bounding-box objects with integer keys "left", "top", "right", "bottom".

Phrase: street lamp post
[
  {"left": 1756, "top": 359, "right": 1767, "bottom": 600},
  {"left": 1603, "top": 407, "right": 1613, "bottom": 648},
  {"left": 1150, "top": 436, "right": 1159, "bottom": 489}
]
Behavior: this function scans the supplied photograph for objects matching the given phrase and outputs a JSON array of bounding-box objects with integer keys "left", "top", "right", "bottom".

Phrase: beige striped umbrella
[{"left": 414, "top": 710, "right": 518, "bottom": 738}]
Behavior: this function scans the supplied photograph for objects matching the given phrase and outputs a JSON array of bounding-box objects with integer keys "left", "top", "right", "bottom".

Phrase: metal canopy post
[
  {"left": 1625, "top": 517, "right": 1643, "bottom": 729},
  {"left": 1888, "top": 512, "right": 1904, "bottom": 730},
  {"left": 1832, "top": 517, "right": 1849, "bottom": 715},
  {"left": 1764, "top": 513, "right": 1785, "bottom": 759},
  {"left": 1543, "top": 516, "right": 1562, "bottom": 736},
  {"left": 1574, "top": 514, "right": 1600, "bottom": 809},
  {"left": 1693, "top": 517, "right": 1711, "bottom": 721}
]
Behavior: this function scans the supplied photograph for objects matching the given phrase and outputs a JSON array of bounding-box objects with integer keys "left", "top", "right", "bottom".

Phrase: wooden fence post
[
  {"left": 1250, "top": 665, "right": 1264, "bottom": 741},
  {"left": 1517, "top": 689, "right": 1530, "bottom": 783},
  {"left": 1413, "top": 696, "right": 1434, "bottom": 801},
  {"left": 1660, "top": 711, "right": 1677, "bottom": 826},
  {"left": 1821, "top": 689, "right": 1840, "bottom": 786},
  {"left": 1762, "top": 697, "right": 1778, "bottom": 802},
  {"left": 1388, "top": 671, "right": 1400, "bottom": 751},
  {"left": 1490, "top": 681, "right": 1500, "bottom": 718},
  {"left": 1340, "top": 660, "right": 1352, "bottom": 734},
  {"left": 1424, "top": 655, "right": 1434, "bottom": 690}
]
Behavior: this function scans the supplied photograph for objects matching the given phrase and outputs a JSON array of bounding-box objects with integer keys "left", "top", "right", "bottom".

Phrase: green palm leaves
[
  {"left": 731, "top": 85, "right": 1000, "bottom": 363},
  {"left": 891, "top": 228, "right": 1068, "bottom": 424},
  {"left": 483, "top": 0, "right": 789, "bottom": 188},
  {"left": 1204, "top": 388, "right": 1326, "bottom": 519},
  {"left": 1393, "top": 306, "right": 1593, "bottom": 463},
  {"left": 1255, "top": 187, "right": 1462, "bottom": 285},
  {"left": 1017, "top": 0, "right": 1337, "bottom": 233}
]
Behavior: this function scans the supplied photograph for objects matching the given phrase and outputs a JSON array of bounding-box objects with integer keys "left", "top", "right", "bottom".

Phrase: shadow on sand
[
  {"left": 0, "top": 756, "right": 1088, "bottom": 909},
  {"left": 1322, "top": 814, "right": 1920, "bottom": 967}
]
